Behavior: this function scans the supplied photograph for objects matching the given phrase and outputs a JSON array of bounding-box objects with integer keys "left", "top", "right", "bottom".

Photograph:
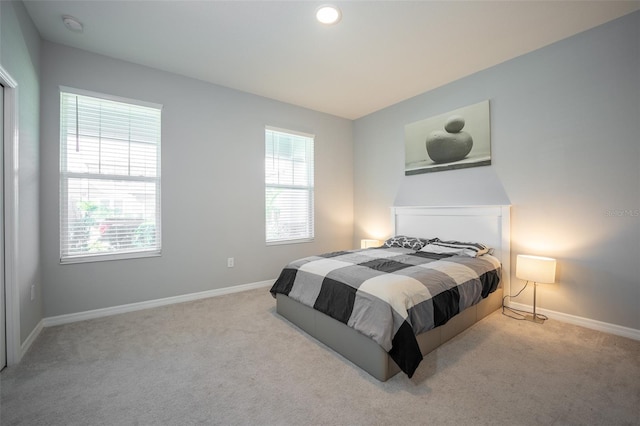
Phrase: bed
[{"left": 270, "top": 205, "right": 511, "bottom": 381}]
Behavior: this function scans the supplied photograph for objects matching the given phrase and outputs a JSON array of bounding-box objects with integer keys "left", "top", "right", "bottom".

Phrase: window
[
  {"left": 60, "top": 88, "right": 161, "bottom": 263},
  {"left": 265, "top": 127, "right": 314, "bottom": 244}
]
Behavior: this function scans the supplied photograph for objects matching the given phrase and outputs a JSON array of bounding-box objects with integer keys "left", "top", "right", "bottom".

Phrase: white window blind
[
  {"left": 60, "top": 88, "right": 162, "bottom": 263},
  {"left": 265, "top": 127, "right": 314, "bottom": 244}
]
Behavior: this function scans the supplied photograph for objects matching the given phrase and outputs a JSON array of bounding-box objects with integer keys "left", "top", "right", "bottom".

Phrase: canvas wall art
[{"left": 404, "top": 100, "right": 491, "bottom": 175}]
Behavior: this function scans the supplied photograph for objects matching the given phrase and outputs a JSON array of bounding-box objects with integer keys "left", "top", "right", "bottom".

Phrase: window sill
[
  {"left": 60, "top": 250, "right": 161, "bottom": 265},
  {"left": 266, "top": 238, "right": 314, "bottom": 247}
]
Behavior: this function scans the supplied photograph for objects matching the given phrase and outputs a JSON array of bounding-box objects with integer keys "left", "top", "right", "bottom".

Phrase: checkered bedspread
[{"left": 270, "top": 247, "right": 501, "bottom": 378}]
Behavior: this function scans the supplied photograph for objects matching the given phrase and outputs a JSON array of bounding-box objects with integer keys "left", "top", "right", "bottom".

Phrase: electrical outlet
[
  {"left": 227, "top": 257, "right": 234, "bottom": 268},
  {"left": 31, "top": 284, "right": 35, "bottom": 301}
]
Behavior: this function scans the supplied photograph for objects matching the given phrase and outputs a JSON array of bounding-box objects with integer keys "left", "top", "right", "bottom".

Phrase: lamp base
[{"left": 524, "top": 313, "right": 546, "bottom": 324}]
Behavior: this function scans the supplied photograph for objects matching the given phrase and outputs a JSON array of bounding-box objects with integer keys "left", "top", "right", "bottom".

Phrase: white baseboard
[
  {"left": 21, "top": 319, "right": 44, "bottom": 359},
  {"left": 38, "top": 283, "right": 639, "bottom": 342},
  {"left": 507, "top": 301, "right": 640, "bottom": 341},
  {"left": 43, "top": 279, "right": 275, "bottom": 327}
]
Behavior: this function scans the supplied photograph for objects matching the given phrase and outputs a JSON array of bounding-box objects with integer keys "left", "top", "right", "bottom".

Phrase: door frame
[{"left": 0, "top": 65, "right": 21, "bottom": 366}]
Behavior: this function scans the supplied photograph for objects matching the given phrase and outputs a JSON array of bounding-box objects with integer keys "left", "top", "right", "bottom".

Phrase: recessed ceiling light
[
  {"left": 316, "top": 5, "right": 341, "bottom": 25},
  {"left": 62, "top": 15, "right": 83, "bottom": 33}
]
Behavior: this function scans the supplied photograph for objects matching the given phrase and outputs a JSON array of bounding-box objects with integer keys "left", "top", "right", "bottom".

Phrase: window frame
[
  {"left": 59, "top": 86, "right": 162, "bottom": 264},
  {"left": 265, "top": 126, "right": 315, "bottom": 246}
]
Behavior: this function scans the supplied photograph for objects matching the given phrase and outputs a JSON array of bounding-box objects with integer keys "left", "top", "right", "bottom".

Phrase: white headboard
[{"left": 391, "top": 205, "right": 511, "bottom": 294}]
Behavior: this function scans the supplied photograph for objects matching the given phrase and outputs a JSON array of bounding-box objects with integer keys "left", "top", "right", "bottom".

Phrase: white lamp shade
[
  {"left": 361, "top": 239, "right": 380, "bottom": 249},
  {"left": 516, "top": 255, "right": 556, "bottom": 283}
]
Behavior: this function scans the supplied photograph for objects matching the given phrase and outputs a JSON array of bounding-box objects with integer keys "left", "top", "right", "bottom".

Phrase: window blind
[
  {"left": 60, "top": 89, "right": 162, "bottom": 262},
  {"left": 265, "top": 127, "right": 314, "bottom": 244}
]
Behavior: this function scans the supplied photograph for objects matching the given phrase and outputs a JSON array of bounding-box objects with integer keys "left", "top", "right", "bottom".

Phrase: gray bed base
[{"left": 276, "top": 288, "right": 503, "bottom": 381}]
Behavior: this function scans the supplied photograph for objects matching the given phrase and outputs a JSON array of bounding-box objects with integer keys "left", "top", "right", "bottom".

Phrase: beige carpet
[{"left": 1, "top": 287, "right": 639, "bottom": 425}]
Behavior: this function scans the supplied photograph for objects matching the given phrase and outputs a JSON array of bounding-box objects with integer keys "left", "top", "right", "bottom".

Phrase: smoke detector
[{"left": 62, "top": 15, "right": 83, "bottom": 33}]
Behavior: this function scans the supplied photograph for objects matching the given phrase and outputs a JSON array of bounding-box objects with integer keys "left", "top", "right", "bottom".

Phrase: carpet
[{"left": 1, "top": 288, "right": 639, "bottom": 425}]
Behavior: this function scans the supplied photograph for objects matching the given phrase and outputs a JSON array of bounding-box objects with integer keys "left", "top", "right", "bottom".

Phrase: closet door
[{"left": 1, "top": 83, "right": 6, "bottom": 370}]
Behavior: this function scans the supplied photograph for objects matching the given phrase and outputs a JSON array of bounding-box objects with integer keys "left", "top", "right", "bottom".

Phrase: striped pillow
[{"left": 419, "top": 239, "right": 490, "bottom": 258}]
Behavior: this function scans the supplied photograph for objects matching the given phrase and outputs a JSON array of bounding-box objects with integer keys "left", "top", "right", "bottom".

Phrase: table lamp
[
  {"left": 516, "top": 254, "right": 557, "bottom": 323},
  {"left": 361, "top": 239, "right": 380, "bottom": 249}
]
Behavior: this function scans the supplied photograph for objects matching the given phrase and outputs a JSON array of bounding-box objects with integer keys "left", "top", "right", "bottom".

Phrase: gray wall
[
  {"left": 353, "top": 12, "right": 640, "bottom": 330},
  {"left": 1, "top": 1, "right": 42, "bottom": 343},
  {"left": 40, "top": 42, "right": 353, "bottom": 317},
  {"left": 16, "top": 5, "right": 640, "bottom": 333}
]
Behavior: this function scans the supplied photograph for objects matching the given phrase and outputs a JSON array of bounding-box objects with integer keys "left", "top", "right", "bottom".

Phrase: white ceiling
[{"left": 23, "top": 1, "right": 640, "bottom": 120}]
